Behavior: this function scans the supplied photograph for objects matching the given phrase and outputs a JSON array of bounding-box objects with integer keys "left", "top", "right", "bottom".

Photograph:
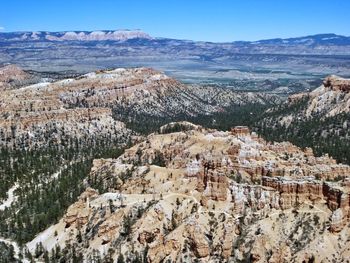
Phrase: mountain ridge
[
  {"left": 1, "top": 30, "right": 349, "bottom": 44},
  {"left": 2, "top": 31, "right": 350, "bottom": 79}
]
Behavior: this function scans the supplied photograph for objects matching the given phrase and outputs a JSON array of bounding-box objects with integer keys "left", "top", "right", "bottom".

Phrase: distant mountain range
[
  {"left": 1, "top": 30, "right": 350, "bottom": 81},
  {"left": 1, "top": 30, "right": 350, "bottom": 46},
  {"left": 249, "top": 33, "right": 350, "bottom": 46}
]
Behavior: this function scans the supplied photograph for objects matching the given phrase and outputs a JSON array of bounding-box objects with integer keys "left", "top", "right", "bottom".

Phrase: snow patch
[{"left": 0, "top": 183, "right": 19, "bottom": 210}]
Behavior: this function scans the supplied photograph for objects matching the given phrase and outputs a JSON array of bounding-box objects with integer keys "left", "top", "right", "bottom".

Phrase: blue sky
[{"left": 0, "top": 0, "right": 349, "bottom": 42}]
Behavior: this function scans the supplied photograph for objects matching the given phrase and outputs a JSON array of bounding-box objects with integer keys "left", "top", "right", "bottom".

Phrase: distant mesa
[
  {"left": 1, "top": 29, "right": 152, "bottom": 42},
  {"left": 46, "top": 30, "right": 152, "bottom": 41}
]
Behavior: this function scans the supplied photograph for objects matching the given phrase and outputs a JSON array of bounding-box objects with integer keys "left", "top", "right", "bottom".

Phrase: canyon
[{"left": 0, "top": 65, "right": 350, "bottom": 262}]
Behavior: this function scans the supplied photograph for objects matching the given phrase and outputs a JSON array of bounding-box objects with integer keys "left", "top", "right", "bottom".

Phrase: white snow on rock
[
  {"left": 45, "top": 30, "right": 152, "bottom": 41},
  {"left": 0, "top": 183, "right": 18, "bottom": 210}
]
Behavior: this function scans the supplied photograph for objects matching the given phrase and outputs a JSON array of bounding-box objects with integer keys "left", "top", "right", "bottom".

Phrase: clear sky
[{"left": 0, "top": 0, "right": 349, "bottom": 42}]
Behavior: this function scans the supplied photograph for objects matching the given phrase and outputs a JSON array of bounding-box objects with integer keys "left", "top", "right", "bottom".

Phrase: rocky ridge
[
  {"left": 305, "top": 75, "right": 350, "bottom": 117},
  {"left": 279, "top": 75, "right": 350, "bottom": 126},
  {"left": 0, "top": 67, "right": 276, "bottom": 149},
  {"left": 255, "top": 75, "right": 350, "bottom": 165},
  {"left": 26, "top": 124, "right": 350, "bottom": 262}
]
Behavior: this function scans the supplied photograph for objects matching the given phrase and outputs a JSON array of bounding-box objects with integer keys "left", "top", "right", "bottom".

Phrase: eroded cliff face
[
  {"left": 262, "top": 176, "right": 350, "bottom": 233},
  {"left": 26, "top": 125, "right": 350, "bottom": 262}
]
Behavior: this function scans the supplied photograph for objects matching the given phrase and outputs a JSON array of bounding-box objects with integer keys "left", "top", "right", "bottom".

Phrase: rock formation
[
  {"left": 262, "top": 176, "right": 350, "bottom": 231},
  {"left": 26, "top": 124, "right": 350, "bottom": 262},
  {"left": 323, "top": 75, "right": 350, "bottom": 93},
  {"left": 231, "top": 126, "right": 250, "bottom": 137}
]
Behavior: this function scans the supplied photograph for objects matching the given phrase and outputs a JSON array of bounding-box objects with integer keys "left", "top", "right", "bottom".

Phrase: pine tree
[{"left": 117, "top": 254, "right": 125, "bottom": 263}]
